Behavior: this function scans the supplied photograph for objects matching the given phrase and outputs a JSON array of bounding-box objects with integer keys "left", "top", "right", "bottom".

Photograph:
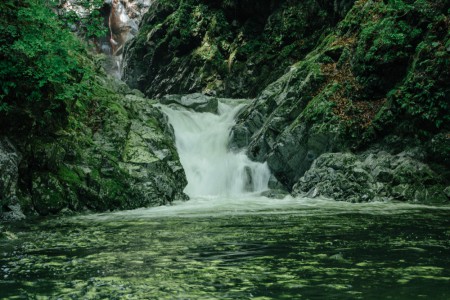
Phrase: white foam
[{"left": 159, "top": 101, "right": 270, "bottom": 197}]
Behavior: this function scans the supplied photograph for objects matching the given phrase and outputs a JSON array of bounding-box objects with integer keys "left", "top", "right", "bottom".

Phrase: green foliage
[
  {"left": 301, "top": 83, "right": 339, "bottom": 126},
  {"left": 57, "top": 0, "right": 107, "bottom": 39},
  {"left": 0, "top": 0, "right": 96, "bottom": 134},
  {"left": 390, "top": 33, "right": 450, "bottom": 130},
  {"left": 338, "top": 0, "right": 450, "bottom": 134},
  {"left": 166, "top": 2, "right": 210, "bottom": 54},
  {"left": 352, "top": 1, "right": 423, "bottom": 95}
]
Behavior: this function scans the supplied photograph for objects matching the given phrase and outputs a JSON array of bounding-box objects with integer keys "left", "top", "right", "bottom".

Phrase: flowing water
[
  {"left": 159, "top": 102, "right": 270, "bottom": 197},
  {"left": 1, "top": 200, "right": 449, "bottom": 299},
  {"left": 1, "top": 102, "right": 449, "bottom": 299}
]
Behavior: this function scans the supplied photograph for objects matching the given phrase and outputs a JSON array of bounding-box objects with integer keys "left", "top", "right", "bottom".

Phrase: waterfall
[{"left": 159, "top": 101, "right": 271, "bottom": 198}]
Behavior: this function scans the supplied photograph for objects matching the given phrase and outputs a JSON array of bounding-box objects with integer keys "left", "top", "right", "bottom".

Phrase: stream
[
  {"left": 1, "top": 200, "right": 449, "bottom": 299},
  {"left": 1, "top": 101, "right": 449, "bottom": 299}
]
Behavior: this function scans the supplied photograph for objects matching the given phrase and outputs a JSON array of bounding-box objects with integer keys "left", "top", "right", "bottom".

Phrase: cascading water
[{"left": 159, "top": 102, "right": 271, "bottom": 198}]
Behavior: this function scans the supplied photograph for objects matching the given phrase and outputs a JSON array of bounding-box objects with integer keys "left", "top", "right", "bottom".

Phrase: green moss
[
  {"left": 300, "top": 83, "right": 340, "bottom": 126},
  {"left": 32, "top": 173, "right": 67, "bottom": 215},
  {"left": 390, "top": 35, "right": 450, "bottom": 131},
  {"left": 57, "top": 165, "right": 83, "bottom": 186}
]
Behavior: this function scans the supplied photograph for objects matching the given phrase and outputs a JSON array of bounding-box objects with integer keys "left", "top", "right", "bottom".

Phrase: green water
[{"left": 1, "top": 198, "right": 449, "bottom": 299}]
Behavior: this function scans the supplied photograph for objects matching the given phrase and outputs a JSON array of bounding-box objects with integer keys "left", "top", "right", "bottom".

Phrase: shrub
[{"left": 0, "top": 0, "right": 95, "bottom": 134}]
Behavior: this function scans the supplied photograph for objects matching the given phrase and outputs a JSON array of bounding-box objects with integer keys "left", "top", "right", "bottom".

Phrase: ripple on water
[{"left": 1, "top": 198, "right": 449, "bottom": 299}]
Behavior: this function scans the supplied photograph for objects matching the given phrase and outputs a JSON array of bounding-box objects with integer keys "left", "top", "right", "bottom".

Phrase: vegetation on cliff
[
  {"left": 0, "top": 0, "right": 186, "bottom": 219},
  {"left": 1, "top": 0, "right": 91, "bottom": 134},
  {"left": 122, "top": 0, "right": 355, "bottom": 97},
  {"left": 232, "top": 0, "right": 450, "bottom": 201}
]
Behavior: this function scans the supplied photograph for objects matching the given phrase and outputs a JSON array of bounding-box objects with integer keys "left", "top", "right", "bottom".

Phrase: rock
[
  {"left": 31, "top": 173, "right": 66, "bottom": 215},
  {"left": 230, "top": 56, "right": 339, "bottom": 190},
  {"left": 0, "top": 138, "right": 24, "bottom": 221},
  {"left": 122, "top": 0, "right": 355, "bottom": 98},
  {"left": 31, "top": 142, "right": 66, "bottom": 172},
  {"left": 267, "top": 174, "right": 286, "bottom": 190},
  {"left": 61, "top": 0, "right": 151, "bottom": 54},
  {"left": 4, "top": 81, "right": 188, "bottom": 218},
  {"left": 85, "top": 92, "right": 188, "bottom": 208},
  {"left": 1, "top": 204, "right": 26, "bottom": 222},
  {"left": 160, "top": 93, "right": 219, "bottom": 113},
  {"left": 266, "top": 125, "right": 335, "bottom": 189},
  {"left": 260, "top": 189, "right": 289, "bottom": 199},
  {"left": 292, "top": 151, "right": 448, "bottom": 204},
  {"left": 444, "top": 186, "right": 450, "bottom": 199}
]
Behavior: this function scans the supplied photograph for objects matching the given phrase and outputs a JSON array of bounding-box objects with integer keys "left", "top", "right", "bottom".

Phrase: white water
[
  {"left": 159, "top": 102, "right": 271, "bottom": 198},
  {"left": 78, "top": 195, "right": 450, "bottom": 221}
]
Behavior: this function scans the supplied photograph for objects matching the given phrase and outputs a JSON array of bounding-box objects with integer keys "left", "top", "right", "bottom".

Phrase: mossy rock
[
  {"left": 293, "top": 151, "right": 448, "bottom": 204},
  {"left": 31, "top": 173, "right": 67, "bottom": 215},
  {"left": 122, "top": 0, "right": 354, "bottom": 98}
]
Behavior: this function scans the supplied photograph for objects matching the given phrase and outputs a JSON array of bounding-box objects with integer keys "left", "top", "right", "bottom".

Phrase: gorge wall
[
  {"left": 122, "top": 0, "right": 356, "bottom": 98},
  {"left": 123, "top": 0, "right": 449, "bottom": 203}
]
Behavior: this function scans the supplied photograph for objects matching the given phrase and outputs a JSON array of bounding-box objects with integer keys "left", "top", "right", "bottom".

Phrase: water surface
[{"left": 1, "top": 197, "right": 449, "bottom": 299}]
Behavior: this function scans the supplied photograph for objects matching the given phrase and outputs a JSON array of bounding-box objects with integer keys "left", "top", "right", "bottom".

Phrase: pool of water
[{"left": 1, "top": 197, "right": 449, "bottom": 299}]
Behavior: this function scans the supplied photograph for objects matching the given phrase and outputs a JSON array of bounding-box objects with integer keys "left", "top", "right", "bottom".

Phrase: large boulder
[
  {"left": 160, "top": 93, "right": 219, "bottom": 113},
  {"left": 293, "top": 151, "right": 448, "bottom": 203},
  {"left": 12, "top": 83, "right": 188, "bottom": 217}
]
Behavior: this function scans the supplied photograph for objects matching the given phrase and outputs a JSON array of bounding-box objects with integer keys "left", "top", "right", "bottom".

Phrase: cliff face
[
  {"left": 234, "top": 0, "right": 450, "bottom": 202},
  {"left": 123, "top": 0, "right": 449, "bottom": 203},
  {"left": 122, "top": 0, "right": 356, "bottom": 98},
  {"left": 1, "top": 0, "right": 448, "bottom": 218},
  {"left": 1, "top": 78, "right": 188, "bottom": 220}
]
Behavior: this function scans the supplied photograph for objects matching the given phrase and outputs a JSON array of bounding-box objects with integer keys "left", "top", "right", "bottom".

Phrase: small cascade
[
  {"left": 159, "top": 102, "right": 271, "bottom": 198},
  {"left": 59, "top": 1, "right": 151, "bottom": 78}
]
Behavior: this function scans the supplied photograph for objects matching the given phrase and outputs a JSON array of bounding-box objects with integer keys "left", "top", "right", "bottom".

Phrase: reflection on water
[{"left": 1, "top": 198, "right": 449, "bottom": 299}]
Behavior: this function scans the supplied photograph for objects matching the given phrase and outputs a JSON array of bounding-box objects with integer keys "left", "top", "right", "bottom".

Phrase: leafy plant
[
  {"left": 0, "top": 0, "right": 96, "bottom": 134},
  {"left": 57, "top": 0, "right": 107, "bottom": 39}
]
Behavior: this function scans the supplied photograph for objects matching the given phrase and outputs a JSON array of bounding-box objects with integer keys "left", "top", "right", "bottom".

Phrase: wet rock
[
  {"left": 230, "top": 55, "right": 339, "bottom": 190},
  {"left": 160, "top": 93, "right": 219, "bottom": 113},
  {"left": 293, "top": 152, "right": 448, "bottom": 203},
  {"left": 260, "top": 189, "right": 289, "bottom": 199},
  {"left": 122, "top": 0, "right": 355, "bottom": 98},
  {"left": 444, "top": 186, "right": 450, "bottom": 199},
  {"left": 266, "top": 124, "right": 336, "bottom": 189},
  {"left": 0, "top": 138, "right": 24, "bottom": 221}
]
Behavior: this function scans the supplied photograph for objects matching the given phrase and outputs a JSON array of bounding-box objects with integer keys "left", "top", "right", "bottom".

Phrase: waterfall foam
[{"left": 159, "top": 101, "right": 271, "bottom": 198}]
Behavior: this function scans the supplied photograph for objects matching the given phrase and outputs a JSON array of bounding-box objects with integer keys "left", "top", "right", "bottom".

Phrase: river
[{"left": 1, "top": 199, "right": 449, "bottom": 299}]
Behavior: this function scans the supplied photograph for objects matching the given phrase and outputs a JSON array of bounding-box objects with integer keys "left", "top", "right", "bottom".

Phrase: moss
[
  {"left": 57, "top": 165, "right": 83, "bottom": 186},
  {"left": 289, "top": 0, "right": 449, "bottom": 148},
  {"left": 32, "top": 173, "right": 67, "bottom": 215},
  {"left": 300, "top": 83, "right": 340, "bottom": 127}
]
